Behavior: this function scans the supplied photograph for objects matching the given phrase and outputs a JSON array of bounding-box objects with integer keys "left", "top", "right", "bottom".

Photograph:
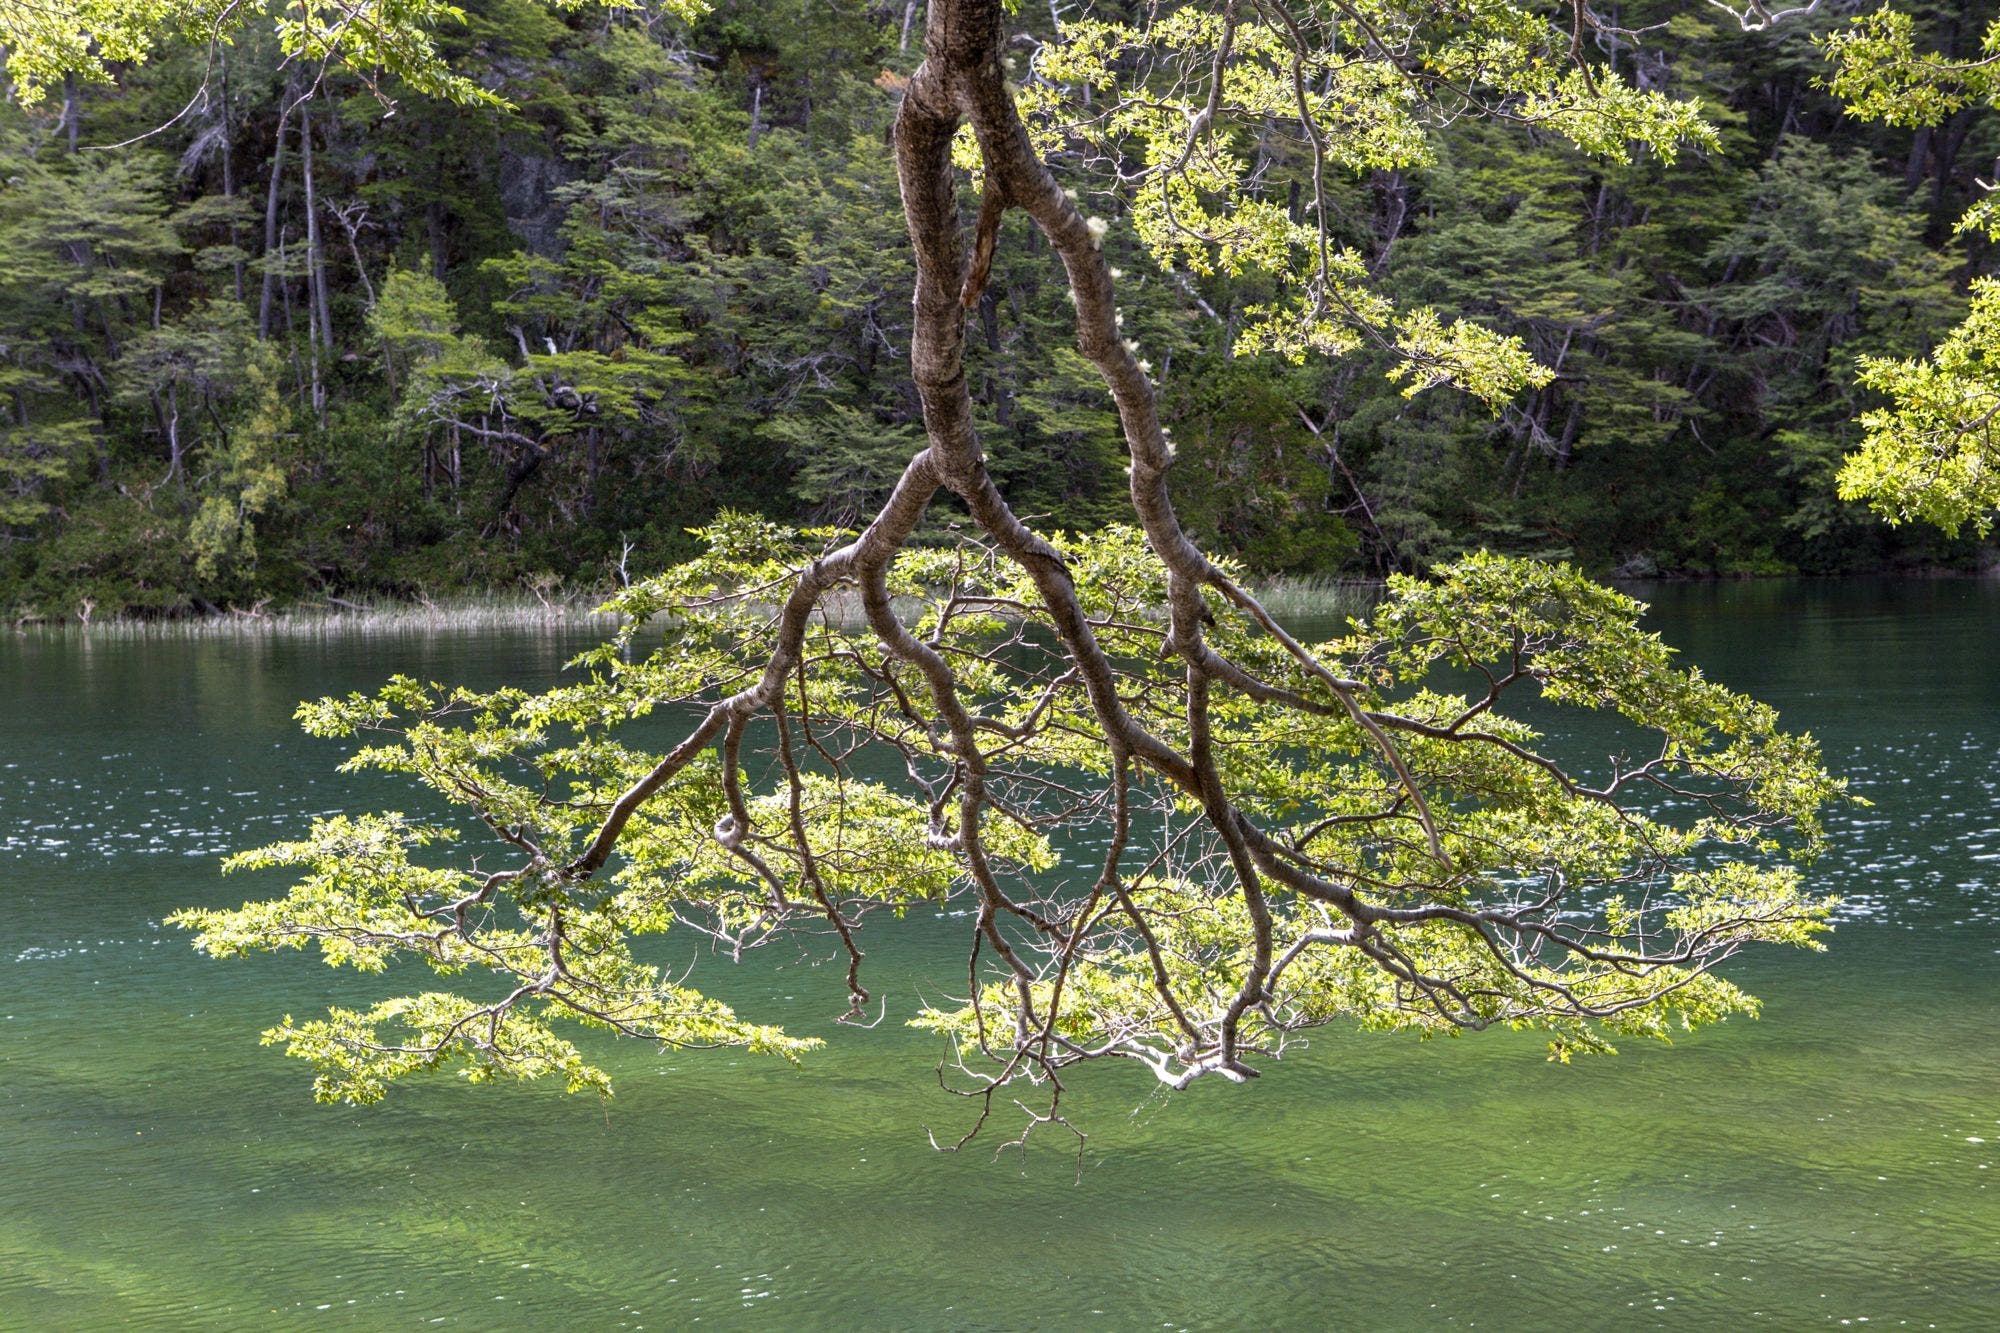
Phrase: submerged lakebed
[{"left": 3, "top": 578, "right": 1998, "bottom": 1327}]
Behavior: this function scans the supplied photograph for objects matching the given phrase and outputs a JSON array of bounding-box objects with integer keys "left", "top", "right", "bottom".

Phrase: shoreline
[
  {"left": 7, "top": 593, "right": 627, "bottom": 637},
  {"left": 6, "top": 577, "right": 1378, "bottom": 636},
  {"left": 8, "top": 565, "right": 1993, "bottom": 635}
]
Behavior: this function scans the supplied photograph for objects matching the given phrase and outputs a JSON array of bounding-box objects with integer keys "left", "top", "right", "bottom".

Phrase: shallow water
[{"left": 3, "top": 579, "right": 1997, "bottom": 1328}]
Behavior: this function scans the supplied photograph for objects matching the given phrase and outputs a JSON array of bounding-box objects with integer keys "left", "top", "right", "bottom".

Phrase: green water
[{"left": 3, "top": 580, "right": 1997, "bottom": 1329}]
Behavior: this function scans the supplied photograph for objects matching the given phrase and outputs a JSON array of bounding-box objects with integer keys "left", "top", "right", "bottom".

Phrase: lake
[{"left": 3, "top": 579, "right": 1998, "bottom": 1328}]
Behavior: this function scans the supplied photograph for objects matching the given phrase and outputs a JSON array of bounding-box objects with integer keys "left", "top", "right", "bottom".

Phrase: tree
[
  {"left": 1823, "top": 6, "right": 2000, "bottom": 535},
  {"left": 1690, "top": 138, "right": 1960, "bottom": 561},
  {"left": 14, "top": 0, "right": 1849, "bottom": 1139}
]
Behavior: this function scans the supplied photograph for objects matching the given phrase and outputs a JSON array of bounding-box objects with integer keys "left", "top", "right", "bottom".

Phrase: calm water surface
[{"left": 2, "top": 579, "right": 1997, "bottom": 1328}]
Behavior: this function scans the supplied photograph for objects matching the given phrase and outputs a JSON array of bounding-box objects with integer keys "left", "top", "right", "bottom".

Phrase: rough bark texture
[
  {"left": 570, "top": 0, "right": 1450, "bottom": 1089},
  {"left": 885, "top": 0, "right": 1467, "bottom": 1080}
]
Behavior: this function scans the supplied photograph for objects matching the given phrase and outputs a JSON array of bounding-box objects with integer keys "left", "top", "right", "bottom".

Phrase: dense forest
[{"left": 1, "top": 0, "right": 1993, "bottom": 618}]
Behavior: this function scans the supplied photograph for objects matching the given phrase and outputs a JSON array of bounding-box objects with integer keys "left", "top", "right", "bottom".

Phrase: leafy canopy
[
  {"left": 174, "top": 517, "right": 1839, "bottom": 1106},
  {"left": 1823, "top": 6, "right": 2000, "bottom": 534},
  {"left": 0, "top": 0, "right": 706, "bottom": 110}
]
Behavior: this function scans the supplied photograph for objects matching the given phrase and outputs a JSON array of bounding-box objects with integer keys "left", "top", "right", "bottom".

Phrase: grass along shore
[
  {"left": 11, "top": 575, "right": 1383, "bottom": 638},
  {"left": 10, "top": 591, "right": 624, "bottom": 638}
]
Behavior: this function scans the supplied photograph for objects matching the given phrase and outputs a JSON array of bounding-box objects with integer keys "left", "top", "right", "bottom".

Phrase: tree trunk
[
  {"left": 300, "top": 102, "right": 335, "bottom": 353},
  {"left": 165, "top": 383, "right": 183, "bottom": 483},
  {"left": 428, "top": 201, "right": 448, "bottom": 282},
  {"left": 890, "top": 0, "right": 1312, "bottom": 1067},
  {"left": 332, "top": 207, "right": 378, "bottom": 310},
  {"left": 258, "top": 86, "right": 298, "bottom": 341},
  {"left": 62, "top": 74, "right": 80, "bottom": 153},
  {"left": 220, "top": 51, "right": 245, "bottom": 303}
]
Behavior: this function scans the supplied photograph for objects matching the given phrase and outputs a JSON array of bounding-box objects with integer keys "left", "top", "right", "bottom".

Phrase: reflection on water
[{"left": 3, "top": 579, "right": 1998, "bottom": 1327}]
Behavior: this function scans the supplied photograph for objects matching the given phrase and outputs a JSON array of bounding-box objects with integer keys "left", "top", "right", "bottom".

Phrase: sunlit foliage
[{"left": 175, "top": 519, "right": 1838, "bottom": 1107}]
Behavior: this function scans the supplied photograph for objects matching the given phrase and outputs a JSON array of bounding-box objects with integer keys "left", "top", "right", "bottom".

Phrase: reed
[
  {"left": 1243, "top": 574, "right": 1381, "bottom": 624},
  {"left": 12, "top": 577, "right": 1381, "bottom": 640},
  {"left": 14, "top": 592, "right": 623, "bottom": 639}
]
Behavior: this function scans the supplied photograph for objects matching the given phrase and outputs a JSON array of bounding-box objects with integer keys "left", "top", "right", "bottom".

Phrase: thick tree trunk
[
  {"left": 539, "top": 0, "right": 1709, "bottom": 1104},
  {"left": 884, "top": 0, "right": 1419, "bottom": 1074},
  {"left": 579, "top": 0, "right": 1441, "bottom": 1086}
]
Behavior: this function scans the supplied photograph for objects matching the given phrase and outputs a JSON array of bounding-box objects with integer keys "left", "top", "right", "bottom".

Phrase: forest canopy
[{"left": 0, "top": 0, "right": 1996, "bottom": 620}]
